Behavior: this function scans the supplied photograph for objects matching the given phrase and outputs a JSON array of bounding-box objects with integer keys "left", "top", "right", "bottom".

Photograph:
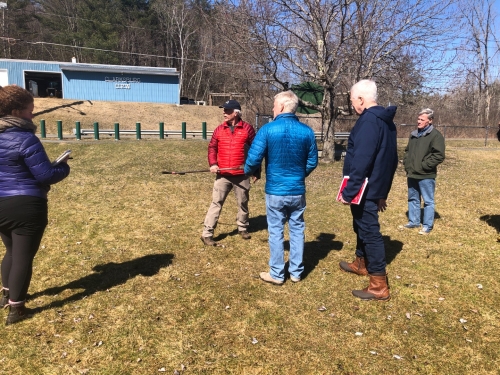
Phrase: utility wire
[{"left": 0, "top": 37, "right": 248, "bottom": 66}]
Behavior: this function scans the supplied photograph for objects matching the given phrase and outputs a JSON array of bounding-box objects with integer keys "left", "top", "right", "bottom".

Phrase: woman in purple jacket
[{"left": 0, "top": 85, "right": 70, "bottom": 325}]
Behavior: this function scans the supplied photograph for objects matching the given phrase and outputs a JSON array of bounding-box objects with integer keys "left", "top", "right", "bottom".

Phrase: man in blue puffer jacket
[
  {"left": 339, "top": 79, "right": 398, "bottom": 301},
  {"left": 245, "top": 90, "right": 318, "bottom": 285}
]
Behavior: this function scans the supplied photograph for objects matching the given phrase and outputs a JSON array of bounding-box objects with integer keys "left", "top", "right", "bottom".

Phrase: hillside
[
  {"left": 33, "top": 98, "right": 226, "bottom": 134},
  {"left": 32, "top": 98, "right": 325, "bottom": 135}
]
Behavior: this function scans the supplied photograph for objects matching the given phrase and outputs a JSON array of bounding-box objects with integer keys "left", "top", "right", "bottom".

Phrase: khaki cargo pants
[{"left": 202, "top": 174, "right": 250, "bottom": 238}]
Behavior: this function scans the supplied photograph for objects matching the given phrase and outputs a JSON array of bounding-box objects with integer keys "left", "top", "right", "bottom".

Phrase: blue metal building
[{"left": 0, "top": 59, "right": 180, "bottom": 104}]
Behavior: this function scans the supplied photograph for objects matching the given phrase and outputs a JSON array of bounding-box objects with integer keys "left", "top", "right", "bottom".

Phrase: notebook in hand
[
  {"left": 336, "top": 176, "right": 368, "bottom": 205},
  {"left": 52, "top": 150, "right": 71, "bottom": 166}
]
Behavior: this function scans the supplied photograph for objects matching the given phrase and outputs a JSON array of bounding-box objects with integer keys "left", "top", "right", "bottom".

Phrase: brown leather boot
[
  {"left": 200, "top": 236, "right": 217, "bottom": 246},
  {"left": 339, "top": 256, "right": 368, "bottom": 276},
  {"left": 239, "top": 231, "right": 251, "bottom": 240},
  {"left": 352, "top": 273, "right": 390, "bottom": 301}
]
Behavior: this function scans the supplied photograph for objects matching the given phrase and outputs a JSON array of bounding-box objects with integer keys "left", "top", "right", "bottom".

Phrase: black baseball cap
[{"left": 219, "top": 99, "right": 241, "bottom": 110}]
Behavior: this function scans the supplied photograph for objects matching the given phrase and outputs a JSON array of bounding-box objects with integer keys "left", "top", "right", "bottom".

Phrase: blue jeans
[
  {"left": 351, "top": 199, "right": 386, "bottom": 274},
  {"left": 407, "top": 178, "right": 435, "bottom": 230},
  {"left": 265, "top": 194, "right": 306, "bottom": 281}
]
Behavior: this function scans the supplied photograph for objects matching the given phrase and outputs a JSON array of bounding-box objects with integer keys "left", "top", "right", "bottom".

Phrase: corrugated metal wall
[
  {"left": 62, "top": 70, "right": 179, "bottom": 104},
  {"left": 0, "top": 60, "right": 60, "bottom": 86},
  {"left": 0, "top": 60, "right": 180, "bottom": 104}
]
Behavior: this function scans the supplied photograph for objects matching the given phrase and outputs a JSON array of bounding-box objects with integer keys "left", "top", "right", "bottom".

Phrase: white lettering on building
[
  {"left": 105, "top": 77, "right": 140, "bottom": 89},
  {"left": 105, "top": 77, "right": 141, "bottom": 83}
]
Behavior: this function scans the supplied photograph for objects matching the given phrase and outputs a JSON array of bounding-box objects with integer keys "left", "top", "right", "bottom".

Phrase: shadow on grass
[
  {"left": 301, "top": 233, "right": 343, "bottom": 280},
  {"left": 214, "top": 214, "right": 268, "bottom": 241},
  {"left": 30, "top": 253, "right": 173, "bottom": 311},
  {"left": 249, "top": 214, "right": 268, "bottom": 232},
  {"left": 34, "top": 100, "right": 86, "bottom": 116},
  {"left": 480, "top": 214, "right": 500, "bottom": 233},
  {"left": 385, "top": 235, "right": 404, "bottom": 265},
  {"left": 404, "top": 210, "right": 441, "bottom": 222}
]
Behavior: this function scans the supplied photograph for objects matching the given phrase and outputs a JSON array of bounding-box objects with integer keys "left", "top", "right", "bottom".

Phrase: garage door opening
[{"left": 24, "top": 71, "right": 62, "bottom": 98}]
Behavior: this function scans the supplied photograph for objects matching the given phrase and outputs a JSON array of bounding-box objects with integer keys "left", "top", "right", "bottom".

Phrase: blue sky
[{"left": 425, "top": 0, "right": 500, "bottom": 94}]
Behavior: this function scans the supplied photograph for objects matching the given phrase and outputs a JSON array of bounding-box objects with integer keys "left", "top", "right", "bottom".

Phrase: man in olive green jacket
[{"left": 402, "top": 108, "right": 445, "bottom": 235}]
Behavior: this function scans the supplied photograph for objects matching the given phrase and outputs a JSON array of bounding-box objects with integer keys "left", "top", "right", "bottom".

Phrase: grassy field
[{"left": 1, "top": 138, "right": 499, "bottom": 374}]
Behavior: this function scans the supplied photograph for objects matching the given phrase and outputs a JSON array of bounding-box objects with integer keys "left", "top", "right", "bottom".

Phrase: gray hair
[
  {"left": 419, "top": 108, "right": 434, "bottom": 120},
  {"left": 274, "top": 90, "right": 299, "bottom": 113},
  {"left": 350, "top": 79, "right": 378, "bottom": 102},
  {"left": 233, "top": 109, "right": 242, "bottom": 117}
]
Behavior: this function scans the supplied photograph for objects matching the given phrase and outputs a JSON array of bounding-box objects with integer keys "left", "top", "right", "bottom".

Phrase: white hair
[
  {"left": 419, "top": 108, "right": 434, "bottom": 120},
  {"left": 351, "top": 79, "right": 378, "bottom": 102},
  {"left": 234, "top": 109, "right": 242, "bottom": 117},
  {"left": 274, "top": 90, "right": 299, "bottom": 113}
]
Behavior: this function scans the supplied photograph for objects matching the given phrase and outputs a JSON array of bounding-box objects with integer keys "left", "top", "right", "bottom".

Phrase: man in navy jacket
[
  {"left": 245, "top": 91, "right": 318, "bottom": 285},
  {"left": 339, "top": 79, "right": 398, "bottom": 301}
]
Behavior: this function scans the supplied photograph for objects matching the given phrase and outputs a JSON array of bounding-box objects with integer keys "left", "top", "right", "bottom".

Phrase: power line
[{"left": 0, "top": 37, "right": 247, "bottom": 67}]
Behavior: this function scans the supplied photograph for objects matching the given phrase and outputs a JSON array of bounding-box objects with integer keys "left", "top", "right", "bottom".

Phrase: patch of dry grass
[
  {"left": 32, "top": 98, "right": 228, "bottom": 134},
  {"left": 0, "top": 139, "right": 499, "bottom": 374}
]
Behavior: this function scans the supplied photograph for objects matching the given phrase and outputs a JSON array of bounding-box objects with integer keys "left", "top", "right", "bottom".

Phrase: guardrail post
[
  {"left": 202, "top": 122, "right": 207, "bottom": 140},
  {"left": 57, "top": 120, "right": 63, "bottom": 140},
  {"left": 93, "top": 122, "right": 100, "bottom": 140},
  {"left": 136, "top": 122, "right": 141, "bottom": 140},
  {"left": 182, "top": 122, "right": 186, "bottom": 139},
  {"left": 159, "top": 122, "right": 164, "bottom": 139},
  {"left": 40, "top": 119, "right": 46, "bottom": 139},
  {"left": 114, "top": 123, "right": 120, "bottom": 141},
  {"left": 75, "top": 121, "right": 81, "bottom": 140}
]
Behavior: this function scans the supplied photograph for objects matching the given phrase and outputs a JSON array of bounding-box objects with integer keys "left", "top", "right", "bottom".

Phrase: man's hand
[
  {"left": 251, "top": 176, "right": 259, "bottom": 184},
  {"left": 210, "top": 165, "right": 219, "bottom": 173},
  {"left": 340, "top": 196, "right": 350, "bottom": 205},
  {"left": 378, "top": 199, "right": 387, "bottom": 212}
]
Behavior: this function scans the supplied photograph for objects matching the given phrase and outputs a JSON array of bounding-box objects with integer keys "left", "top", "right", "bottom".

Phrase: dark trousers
[
  {"left": 0, "top": 196, "right": 48, "bottom": 302},
  {"left": 351, "top": 199, "right": 386, "bottom": 274}
]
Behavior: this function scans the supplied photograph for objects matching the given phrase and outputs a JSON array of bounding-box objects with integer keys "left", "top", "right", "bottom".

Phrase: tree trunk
[{"left": 320, "top": 88, "right": 337, "bottom": 161}]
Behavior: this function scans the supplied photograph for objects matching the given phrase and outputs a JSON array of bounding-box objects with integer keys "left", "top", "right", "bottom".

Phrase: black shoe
[{"left": 6, "top": 303, "right": 34, "bottom": 326}]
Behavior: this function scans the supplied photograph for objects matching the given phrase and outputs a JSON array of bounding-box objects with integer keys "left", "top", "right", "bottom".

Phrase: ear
[{"left": 11, "top": 109, "right": 20, "bottom": 117}]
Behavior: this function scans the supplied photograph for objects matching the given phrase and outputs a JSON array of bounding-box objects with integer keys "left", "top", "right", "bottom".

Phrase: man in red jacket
[{"left": 200, "top": 99, "right": 259, "bottom": 246}]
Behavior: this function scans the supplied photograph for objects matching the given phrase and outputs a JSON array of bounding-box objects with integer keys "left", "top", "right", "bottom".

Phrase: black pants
[{"left": 0, "top": 196, "right": 48, "bottom": 302}]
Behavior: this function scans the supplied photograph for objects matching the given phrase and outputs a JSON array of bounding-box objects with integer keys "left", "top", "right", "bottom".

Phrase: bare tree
[
  {"left": 151, "top": 0, "right": 199, "bottom": 97},
  {"left": 216, "top": 0, "right": 458, "bottom": 160},
  {"left": 454, "top": 0, "right": 499, "bottom": 126}
]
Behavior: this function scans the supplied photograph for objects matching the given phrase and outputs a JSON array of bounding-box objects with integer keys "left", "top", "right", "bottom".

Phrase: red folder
[{"left": 336, "top": 176, "right": 368, "bottom": 205}]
